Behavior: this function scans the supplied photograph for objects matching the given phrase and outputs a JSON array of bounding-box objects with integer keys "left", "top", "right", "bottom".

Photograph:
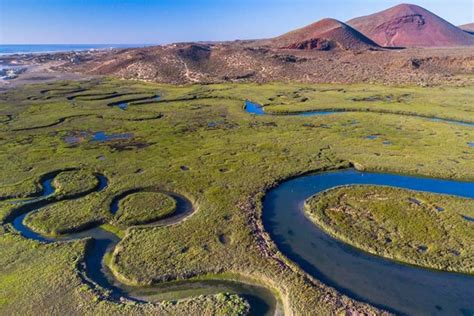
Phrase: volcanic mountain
[
  {"left": 459, "top": 23, "right": 474, "bottom": 35},
  {"left": 265, "top": 18, "right": 380, "bottom": 50},
  {"left": 347, "top": 3, "right": 474, "bottom": 47}
]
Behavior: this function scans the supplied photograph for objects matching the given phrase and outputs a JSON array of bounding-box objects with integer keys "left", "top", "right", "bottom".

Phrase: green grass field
[
  {"left": 305, "top": 185, "right": 474, "bottom": 273},
  {"left": 0, "top": 78, "right": 473, "bottom": 315},
  {"left": 113, "top": 192, "right": 177, "bottom": 227},
  {"left": 53, "top": 170, "right": 99, "bottom": 197}
]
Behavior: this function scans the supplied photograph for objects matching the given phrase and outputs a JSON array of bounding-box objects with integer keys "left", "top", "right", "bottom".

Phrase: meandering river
[
  {"left": 262, "top": 169, "right": 474, "bottom": 316},
  {"left": 5, "top": 172, "right": 277, "bottom": 316}
]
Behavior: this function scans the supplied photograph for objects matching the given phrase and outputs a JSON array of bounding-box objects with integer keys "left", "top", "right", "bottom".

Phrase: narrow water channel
[
  {"left": 5, "top": 172, "right": 278, "bottom": 316},
  {"left": 244, "top": 100, "right": 474, "bottom": 127}
]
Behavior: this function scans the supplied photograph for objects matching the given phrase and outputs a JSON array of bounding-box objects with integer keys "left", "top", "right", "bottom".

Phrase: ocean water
[{"left": 0, "top": 44, "right": 152, "bottom": 55}]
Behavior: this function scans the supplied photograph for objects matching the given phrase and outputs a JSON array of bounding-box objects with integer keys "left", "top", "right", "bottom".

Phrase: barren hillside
[{"left": 347, "top": 4, "right": 474, "bottom": 47}]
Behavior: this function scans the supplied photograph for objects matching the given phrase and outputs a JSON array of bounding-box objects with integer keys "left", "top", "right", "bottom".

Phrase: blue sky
[{"left": 1, "top": 0, "right": 473, "bottom": 44}]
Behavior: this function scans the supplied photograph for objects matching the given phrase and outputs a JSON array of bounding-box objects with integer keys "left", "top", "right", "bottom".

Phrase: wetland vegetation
[
  {"left": 113, "top": 192, "right": 177, "bottom": 227},
  {"left": 305, "top": 185, "right": 474, "bottom": 273},
  {"left": 0, "top": 78, "right": 473, "bottom": 315}
]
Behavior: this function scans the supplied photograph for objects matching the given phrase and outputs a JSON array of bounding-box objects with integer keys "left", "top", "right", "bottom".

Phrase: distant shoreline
[{"left": 0, "top": 44, "right": 155, "bottom": 56}]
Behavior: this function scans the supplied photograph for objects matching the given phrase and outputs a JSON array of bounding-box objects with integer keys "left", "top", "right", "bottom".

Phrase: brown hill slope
[
  {"left": 347, "top": 4, "right": 474, "bottom": 47},
  {"left": 51, "top": 42, "right": 474, "bottom": 86},
  {"left": 459, "top": 23, "right": 474, "bottom": 35},
  {"left": 265, "top": 18, "right": 379, "bottom": 50}
]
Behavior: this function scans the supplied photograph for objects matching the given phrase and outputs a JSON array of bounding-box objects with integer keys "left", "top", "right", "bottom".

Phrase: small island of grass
[
  {"left": 113, "top": 192, "right": 177, "bottom": 227},
  {"left": 305, "top": 185, "right": 474, "bottom": 274}
]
